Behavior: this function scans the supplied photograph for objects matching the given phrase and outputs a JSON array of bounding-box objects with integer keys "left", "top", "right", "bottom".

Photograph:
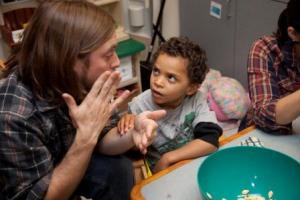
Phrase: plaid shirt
[
  {"left": 0, "top": 72, "right": 76, "bottom": 199},
  {"left": 245, "top": 36, "right": 300, "bottom": 134}
]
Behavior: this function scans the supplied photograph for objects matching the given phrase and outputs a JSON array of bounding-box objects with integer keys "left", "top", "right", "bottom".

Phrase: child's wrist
[{"left": 163, "top": 152, "right": 176, "bottom": 165}]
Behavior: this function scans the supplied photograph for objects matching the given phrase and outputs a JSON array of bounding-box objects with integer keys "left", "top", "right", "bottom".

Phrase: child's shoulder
[
  {"left": 132, "top": 89, "right": 152, "bottom": 102},
  {"left": 129, "top": 89, "right": 156, "bottom": 113},
  {"left": 182, "top": 91, "right": 208, "bottom": 111},
  {"left": 186, "top": 90, "right": 207, "bottom": 104}
]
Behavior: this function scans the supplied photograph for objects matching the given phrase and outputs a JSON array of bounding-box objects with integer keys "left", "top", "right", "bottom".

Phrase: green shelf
[{"left": 116, "top": 39, "right": 145, "bottom": 58}]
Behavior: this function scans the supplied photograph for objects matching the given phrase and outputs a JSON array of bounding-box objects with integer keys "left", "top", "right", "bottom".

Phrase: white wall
[
  {"left": 153, "top": 0, "right": 180, "bottom": 39},
  {"left": 162, "top": 0, "right": 179, "bottom": 38}
]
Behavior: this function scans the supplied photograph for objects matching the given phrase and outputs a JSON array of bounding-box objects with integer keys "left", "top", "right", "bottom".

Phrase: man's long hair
[{"left": 2, "top": 0, "right": 115, "bottom": 104}]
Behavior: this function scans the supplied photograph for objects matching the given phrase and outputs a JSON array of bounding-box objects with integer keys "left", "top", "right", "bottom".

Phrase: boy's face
[
  {"left": 150, "top": 53, "right": 198, "bottom": 109},
  {"left": 74, "top": 33, "right": 120, "bottom": 91}
]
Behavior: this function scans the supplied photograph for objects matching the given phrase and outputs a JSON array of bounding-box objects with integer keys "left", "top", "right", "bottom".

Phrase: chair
[{"left": 133, "top": 159, "right": 150, "bottom": 183}]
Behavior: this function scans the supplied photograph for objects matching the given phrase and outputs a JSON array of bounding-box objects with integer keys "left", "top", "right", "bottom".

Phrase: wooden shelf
[
  {"left": 0, "top": 1, "right": 37, "bottom": 13},
  {"left": 116, "top": 26, "right": 129, "bottom": 41},
  {"left": 118, "top": 77, "right": 139, "bottom": 89},
  {"left": 88, "top": 0, "right": 119, "bottom": 6}
]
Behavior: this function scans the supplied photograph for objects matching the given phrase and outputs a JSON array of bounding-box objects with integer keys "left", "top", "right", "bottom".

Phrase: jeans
[{"left": 75, "top": 154, "right": 134, "bottom": 200}]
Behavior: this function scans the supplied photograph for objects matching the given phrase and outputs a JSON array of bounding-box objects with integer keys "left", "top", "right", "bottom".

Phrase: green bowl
[{"left": 197, "top": 146, "right": 300, "bottom": 200}]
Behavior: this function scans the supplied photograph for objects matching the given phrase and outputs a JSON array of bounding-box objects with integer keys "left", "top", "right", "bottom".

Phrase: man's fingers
[
  {"left": 97, "top": 71, "right": 121, "bottom": 101},
  {"left": 110, "top": 90, "right": 130, "bottom": 111},
  {"left": 62, "top": 93, "right": 77, "bottom": 112},
  {"left": 88, "top": 71, "right": 111, "bottom": 98}
]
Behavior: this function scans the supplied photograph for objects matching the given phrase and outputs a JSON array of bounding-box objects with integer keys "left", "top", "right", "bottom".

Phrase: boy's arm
[
  {"left": 154, "top": 139, "right": 217, "bottom": 172},
  {"left": 98, "top": 110, "right": 166, "bottom": 155},
  {"left": 154, "top": 122, "right": 222, "bottom": 172}
]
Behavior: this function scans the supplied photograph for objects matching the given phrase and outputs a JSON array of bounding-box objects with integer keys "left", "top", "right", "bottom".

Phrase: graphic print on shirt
[{"left": 146, "top": 112, "right": 196, "bottom": 168}]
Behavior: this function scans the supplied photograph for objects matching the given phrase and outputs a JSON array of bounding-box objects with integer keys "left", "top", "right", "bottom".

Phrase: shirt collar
[
  {"left": 35, "top": 98, "right": 59, "bottom": 112},
  {"left": 12, "top": 71, "right": 61, "bottom": 113}
]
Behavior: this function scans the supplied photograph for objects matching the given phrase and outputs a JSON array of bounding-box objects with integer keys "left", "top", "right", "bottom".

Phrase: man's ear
[
  {"left": 187, "top": 84, "right": 200, "bottom": 96},
  {"left": 287, "top": 26, "right": 299, "bottom": 41}
]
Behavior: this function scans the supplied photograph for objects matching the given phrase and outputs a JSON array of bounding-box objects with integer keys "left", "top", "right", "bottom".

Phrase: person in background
[
  {"left": 118, "top": 37, "right": 222, "bottom": 173},
  {"left": 0, "top": 1, "right": 166, "bottom": 199},
  {"left": 240, "top": 0, "right": 300, "bottom": 134}
]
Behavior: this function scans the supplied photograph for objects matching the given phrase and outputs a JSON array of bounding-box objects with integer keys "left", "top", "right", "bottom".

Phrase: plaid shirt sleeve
[
  {"left": 247, "top": 38, "right": 290, "bottom": 133},
  {"left": 0, "top": 113, "right": 53, "bottom": 200}
]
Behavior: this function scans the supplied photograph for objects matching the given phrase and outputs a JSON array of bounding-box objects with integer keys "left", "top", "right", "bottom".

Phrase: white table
[{"left": 131, "top": 126, "right": 300, "bottom": 200}]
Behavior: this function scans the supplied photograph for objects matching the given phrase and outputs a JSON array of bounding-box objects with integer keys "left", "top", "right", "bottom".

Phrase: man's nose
[{"left": 111, "top": 52, "right": 120, "bottom": 69}]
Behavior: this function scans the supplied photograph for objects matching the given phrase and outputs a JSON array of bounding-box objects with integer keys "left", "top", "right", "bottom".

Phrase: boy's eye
[
  {"left": 152, "top": 68, "right": 159, "bottom": 75},
  {"left": 168, "top": 75, "right": 176, "bottom": 83}
]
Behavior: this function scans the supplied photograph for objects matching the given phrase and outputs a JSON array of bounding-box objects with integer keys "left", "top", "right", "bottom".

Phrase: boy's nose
[{"left": 154, "top": 76, "right": 164, "bottom": 87}]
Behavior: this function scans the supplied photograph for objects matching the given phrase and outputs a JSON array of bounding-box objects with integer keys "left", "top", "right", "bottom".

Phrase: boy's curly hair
[{"left": 152, "top": 37, "right": 208, "bottom": 84}]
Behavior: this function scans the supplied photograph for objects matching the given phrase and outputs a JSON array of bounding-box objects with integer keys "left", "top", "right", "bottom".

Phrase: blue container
[{"left": 197, "top": 146, "right": 300, "bottom": 200}]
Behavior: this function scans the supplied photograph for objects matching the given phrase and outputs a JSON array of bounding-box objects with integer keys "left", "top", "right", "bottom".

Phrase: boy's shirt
[{"left": 128, "top": 89, "right": 218, "bottom": 168}]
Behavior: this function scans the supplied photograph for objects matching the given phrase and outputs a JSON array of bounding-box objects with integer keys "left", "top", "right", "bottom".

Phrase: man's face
[{"left": 74, "top": 33, "right": 120, "bottom": 91}]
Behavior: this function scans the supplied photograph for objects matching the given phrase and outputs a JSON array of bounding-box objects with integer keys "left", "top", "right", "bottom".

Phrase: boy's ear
[{"left": 187, "top": 84, "right": 200, "bottom": 96}]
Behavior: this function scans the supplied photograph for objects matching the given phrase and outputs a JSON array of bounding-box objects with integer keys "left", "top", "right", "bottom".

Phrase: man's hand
[
  {"left": 62, "top": 71, "right": 130, "bottom": 147},
  {"left": 132, "top": 110, "right": 166, "bottom": 154}
]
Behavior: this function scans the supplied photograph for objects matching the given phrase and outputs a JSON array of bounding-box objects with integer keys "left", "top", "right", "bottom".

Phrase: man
[{"left": 0, "top": 1, "right": 165, "bottom": 199}]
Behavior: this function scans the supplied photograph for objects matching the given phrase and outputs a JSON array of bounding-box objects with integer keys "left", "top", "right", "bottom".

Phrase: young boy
[{"left": 118, "top": 37, "right": 222, "bottom": 173}]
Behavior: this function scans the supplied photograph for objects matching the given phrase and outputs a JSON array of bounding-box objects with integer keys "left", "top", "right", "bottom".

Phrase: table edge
[{"left": 130, "top": 126, "right": 256, "bottom": 200}]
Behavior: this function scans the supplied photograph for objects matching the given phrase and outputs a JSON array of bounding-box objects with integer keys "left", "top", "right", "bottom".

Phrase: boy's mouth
[{"left": 151, "top": 89, "right": 163, "bottom": 97}]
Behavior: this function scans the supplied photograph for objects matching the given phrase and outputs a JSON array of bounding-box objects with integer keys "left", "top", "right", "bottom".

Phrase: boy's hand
[
  {"left": 153, "top": 153, "right": 173, "bottom": 173},
  {"left": 117, "top": 114, "right": 135, "bottom": 135},
  {"left": 132, "top": 110, "right": 166, "bottom": 154}
]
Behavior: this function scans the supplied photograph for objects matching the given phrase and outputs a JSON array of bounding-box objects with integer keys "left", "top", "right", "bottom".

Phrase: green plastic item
[
  {"left": 197, "top": 146, "right": 300, "bottom": 200},
  {"left": 116, "top": 39, "right": 145, "bottom": 58}
]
